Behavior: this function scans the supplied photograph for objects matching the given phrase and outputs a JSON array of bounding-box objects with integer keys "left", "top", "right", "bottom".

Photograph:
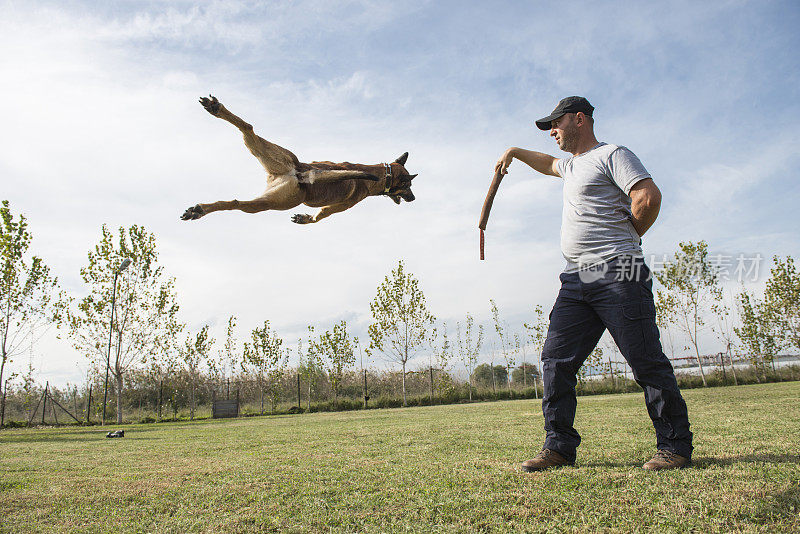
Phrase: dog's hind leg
[
  {"left": 182, "top": 181, "right": 305, "bottom": 220},
  {"left": 199, "top": 95, "right": 301, "bottom": 176}
]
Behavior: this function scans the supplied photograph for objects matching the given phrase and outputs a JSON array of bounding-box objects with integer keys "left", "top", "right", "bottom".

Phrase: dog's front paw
[
  {"left": 199, "top": 95, "right": 221, "bottom": 116},
  {"left": 181, "top": 205, "right": 205, "bottom": 221},
  {"left": 291, "top": 214, "right": 314, "bottom": 225}
]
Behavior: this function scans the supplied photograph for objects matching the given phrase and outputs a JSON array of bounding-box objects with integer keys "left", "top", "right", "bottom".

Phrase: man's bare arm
[
  {"left": 629, "top": 178, "right": 661, "bottom": 236},
  {"left": 496, "top": 147, "right": 560, "bottom": 177}
]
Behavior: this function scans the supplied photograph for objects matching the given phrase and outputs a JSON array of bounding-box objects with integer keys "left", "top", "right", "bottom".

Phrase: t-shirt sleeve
[
  {"left": 606, "top": 146, "right": 651, "bottom": 195},
  {"left": 556, "top": 157, "right": 569, "bottom": 178}
]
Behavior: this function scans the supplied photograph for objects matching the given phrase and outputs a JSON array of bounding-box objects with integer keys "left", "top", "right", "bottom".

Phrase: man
[{"left": 495, "top": 96, "right": 693, "bottom": 471}]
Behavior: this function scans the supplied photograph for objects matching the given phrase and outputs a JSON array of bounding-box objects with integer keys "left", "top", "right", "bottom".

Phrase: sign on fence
[
  {"left": 212, "top": 399, "right": 239, "bottom": 418},
  {"left": 211, "top": 390, "right": 239, "bottom": 419}
]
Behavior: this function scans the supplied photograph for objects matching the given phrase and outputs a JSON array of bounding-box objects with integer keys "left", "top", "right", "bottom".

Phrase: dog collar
[{"left": 382, "top": 163, "right": 393, "bottom": 194}]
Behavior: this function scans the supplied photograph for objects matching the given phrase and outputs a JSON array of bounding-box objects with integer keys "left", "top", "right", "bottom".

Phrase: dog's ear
[{"left": 394, "top": 152, "right": 409, "bottom": 166}]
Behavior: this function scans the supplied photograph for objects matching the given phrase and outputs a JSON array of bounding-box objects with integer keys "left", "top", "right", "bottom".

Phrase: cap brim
[{"left": 535, "top": 112, "right": 563, "bottom": 130}]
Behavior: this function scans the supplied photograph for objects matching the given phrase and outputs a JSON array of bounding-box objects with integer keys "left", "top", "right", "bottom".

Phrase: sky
[{"left": 2, "top": 0, "right": 799, "bottom": 387}]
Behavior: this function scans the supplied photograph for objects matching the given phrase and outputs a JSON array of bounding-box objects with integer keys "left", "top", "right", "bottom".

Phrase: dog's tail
[{"left": 299, "top": 170, "right": 379, "bottom": 184}]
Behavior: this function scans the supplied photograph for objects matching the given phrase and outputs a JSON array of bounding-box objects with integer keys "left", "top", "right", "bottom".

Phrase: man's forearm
[
  {"left": 508, "top": 148, "right": 559, "bottom": 176},
  {"left": 629, "top": 180, "right": 662, "bottom": 237},
  {"left": 631, "top": 200, "right": 660, "bottom": 236}
]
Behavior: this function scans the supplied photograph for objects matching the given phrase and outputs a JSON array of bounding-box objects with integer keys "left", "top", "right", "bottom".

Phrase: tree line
[{"left": 2, "top": 200, "right": 799, "bottom": 425}]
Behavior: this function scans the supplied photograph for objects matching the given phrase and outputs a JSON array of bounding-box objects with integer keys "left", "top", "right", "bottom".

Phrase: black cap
[{"left": 535, "top": 96, "right": 594, "bottom": 130}]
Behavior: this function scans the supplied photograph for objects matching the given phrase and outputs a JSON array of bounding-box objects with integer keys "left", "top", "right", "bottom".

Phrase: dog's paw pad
[
  {"left": 199, "top": 95, "right": 221, "bottom": 116},
  {"left": 291, "top": 214, "right": 314, "bottom": 224},
  {"left": 181, "top": 205, "right": 205, "bottom": 221}
]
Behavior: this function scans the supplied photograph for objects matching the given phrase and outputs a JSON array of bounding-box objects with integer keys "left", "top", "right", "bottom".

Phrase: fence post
[
  {"left": 28, "top": 389, "right": 45, "bottom": 427},
  {"left": 51, "top": 392, "right": 59, "bottom": 425},
  {"left": 429, "top": 367, "right": 434, "bottom": 403},
  {"left": 226, "top": 378, "right": 230, "bottom": 400},
  {"left": 0, "top": 384, "right": 6, "bottom": 427},
  {"left": 363, "top": 369, "right": 368, "bottom": 409},
  {"left": 73, "top": 387, "right": 79, "bottom": 423},
  {"left": 235, "top": 388, "right": 240, "bottom": 417},
  {"left": 157, "top": 380, "right": 163, "bottom": 422},
  {"left": 86, "top": 384, "right": 92, "bottom": 424},
  {"left": 608, "top": 356, "right": 616, "bottom": 390},
  {"left": 42, "top": 382, "right": 49, "bottom": 425}
]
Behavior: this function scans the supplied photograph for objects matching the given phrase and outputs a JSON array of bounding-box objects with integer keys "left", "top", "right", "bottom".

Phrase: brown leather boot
[
  {"left": 521, "top": 449, "right": 573, "bottom": 472},
  {"left": 642, "top": 450, "right": 691, "bottom": 470}
]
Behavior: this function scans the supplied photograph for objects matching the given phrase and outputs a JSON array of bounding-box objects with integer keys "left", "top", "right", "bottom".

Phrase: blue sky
[{"left": 2, "top": 0, "right": 799, "bottom": 386}]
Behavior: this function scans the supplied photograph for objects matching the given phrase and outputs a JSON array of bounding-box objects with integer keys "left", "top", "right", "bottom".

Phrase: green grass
[{"left": 1, "top": 382, "right": 799, "bottom": 533}]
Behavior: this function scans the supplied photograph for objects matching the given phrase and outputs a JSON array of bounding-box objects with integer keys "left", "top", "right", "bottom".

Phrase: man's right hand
[
  {"left": 497, "top": 147, "right": 560, "bottom": 177},
  {"left": 495, "top": 147, "right": 517, "bottom": 176}
]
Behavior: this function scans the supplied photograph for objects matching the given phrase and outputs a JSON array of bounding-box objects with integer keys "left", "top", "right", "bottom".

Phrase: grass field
[{"left": 1, "top": 382, "right": 799, "bottom": 533}]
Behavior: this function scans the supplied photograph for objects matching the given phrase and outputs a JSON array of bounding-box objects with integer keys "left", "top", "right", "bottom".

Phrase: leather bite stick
[{"left": 478, "top": 167, "right": 504, "bottom": 260}]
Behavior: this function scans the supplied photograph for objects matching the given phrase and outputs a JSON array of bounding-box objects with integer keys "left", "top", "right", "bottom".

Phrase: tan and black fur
[{"left": 181, "top": 96, "right": 417, "bottom": 224}]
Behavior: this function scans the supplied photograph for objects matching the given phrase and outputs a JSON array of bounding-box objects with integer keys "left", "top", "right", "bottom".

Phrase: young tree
[
  {"left": 763, "top": 256, "right": 800, "bottom": 351},
  {"left": 313, "top": 320, "right": 356, "bottom": 406},
  {"left": 523, "top": 305, "right": 548, "bottom": 397},
  {"left": 430, "top": 322, "right": 453, "bottom": 399},
  {"left": 602, "top": 334, "right": 628, "bottom": 382},
  {"left": 242, "top": 320, "right": 283, "bottom": 415},
  {"left": 712, "top": 295, "right": 739, "bottom": 385},
  {"left": 68, "top": 225, "right": 181, "bottom": 423},
  {"left": 490, "top": 300, "right": 514, "bottom": 391},
  {"left": 181, "top": 325, "right": 214, "bottom": 420},
  {"left": 456, "top": 314, "right": 483, "bottom": 401},
  {"left": 0, "top": 200, "right": 64, "bottom": 412},
  {"left": 368, "top": 260, "right": 435, "bottom": 406},
  {"left": 428, "top": 323, "right": 453, "bottom": 401},
  {"left": 654, "top": 241, "right": 722, "bottom": 387},
  {"left": 655, "top": 301, "right": 676, "bottom": 359},
  {"left": 265, "top": 349, "right": 288, "bottom": 413},
  {"left": 299, "top": 328, "right": 324, "bottom": 411},
  {"left": 207, "top": 315, "right": 237, "bottom": 389},
  {"left": 578, "top": 345, "right": 603, "bottom": 386},
  {"left": 735, "top": 291, "right": 778, "bottom": 381}
]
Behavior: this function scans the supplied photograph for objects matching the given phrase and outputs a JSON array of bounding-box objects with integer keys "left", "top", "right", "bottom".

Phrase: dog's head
[{"left": 387, "top": 152, "right": 417, "bottom": 204}]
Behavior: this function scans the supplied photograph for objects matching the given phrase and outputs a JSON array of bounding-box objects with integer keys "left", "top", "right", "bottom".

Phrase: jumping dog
[{"left": 181, "top": 96, "right": 417, "bottom": 224}]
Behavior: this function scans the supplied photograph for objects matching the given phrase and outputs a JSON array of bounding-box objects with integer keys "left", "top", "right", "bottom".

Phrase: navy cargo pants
[{"left": 541, "top": 256, "right": 693, "bottom": 462}]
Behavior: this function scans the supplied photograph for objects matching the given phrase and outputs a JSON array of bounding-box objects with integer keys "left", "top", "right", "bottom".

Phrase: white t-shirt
[{"left": 556, "top": 142, "right": 650, "bottom": 273}]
